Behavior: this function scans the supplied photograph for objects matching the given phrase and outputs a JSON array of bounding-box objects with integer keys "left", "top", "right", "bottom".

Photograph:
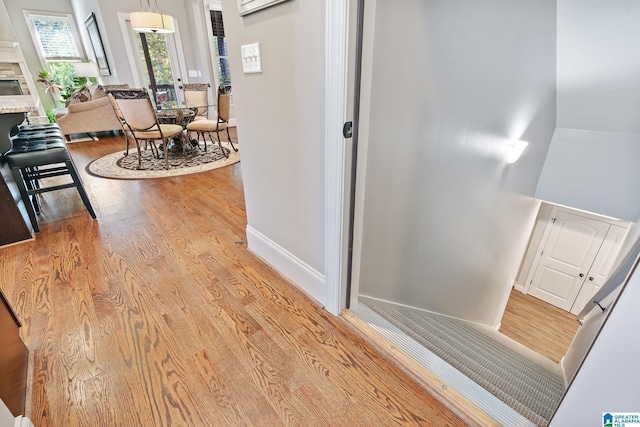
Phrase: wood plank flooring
[
  {"left": 0, "top": 132, "right": 465, "bottom": 426},
  {"left": 499, "top": 289, "right": 580, "bottom": 363}
]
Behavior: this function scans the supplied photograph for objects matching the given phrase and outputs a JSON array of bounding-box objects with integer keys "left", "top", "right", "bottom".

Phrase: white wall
[
  {"left": 535, "top": 0, "right": 640, "bottom": 221},
  {"left": 0, "top": 399, "right": 14, "bottom": 427},
  {"left": 0, "top": 1, "right": 17, "bottom": 42},
  {"left": 355, "top": 0, "right": 557, "bottom": 325},
  {"left": 221, "top": 0, "right": 327, "bottom": 302},
  {"left": 551, "top": 259, "right": 640, "bottom": 426},
  {"left": 77, "top": 0, "right": 199, "bottom": 86},
  {"left": 5, "top": 0, "right": 202, "bottom": 106}
]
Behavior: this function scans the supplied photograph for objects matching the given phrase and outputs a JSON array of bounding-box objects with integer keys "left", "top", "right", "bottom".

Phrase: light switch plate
[{"left": 241, "top": 42, "right": 262, "bottom": 74}]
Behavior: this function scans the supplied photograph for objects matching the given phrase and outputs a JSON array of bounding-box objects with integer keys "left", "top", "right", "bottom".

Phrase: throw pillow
[
  {"left": 98, "top": 84, "right": 130, "bottom": 93},
  {"left": 90, "top": 84, "right": 107, "bottom": 99},
  {"left": 69, "top": 86, "right": 91, "bottom": 104}
]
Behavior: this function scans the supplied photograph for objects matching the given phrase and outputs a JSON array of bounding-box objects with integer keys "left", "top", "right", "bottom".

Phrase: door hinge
[{"left": 343, "top": 121, "right": 353, "bottom": 139}]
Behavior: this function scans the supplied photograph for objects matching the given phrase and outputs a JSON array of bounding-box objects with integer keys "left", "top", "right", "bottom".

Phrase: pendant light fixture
[{"left": 130, "top": 0, "right": 175, "bottom": 34}]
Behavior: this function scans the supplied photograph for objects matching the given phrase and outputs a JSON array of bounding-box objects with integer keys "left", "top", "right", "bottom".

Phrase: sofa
[{"left": 54, "top": 84, "right": 129, "bottom": 139}]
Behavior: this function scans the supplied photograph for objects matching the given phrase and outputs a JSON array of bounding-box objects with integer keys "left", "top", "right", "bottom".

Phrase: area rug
[{"left": 87, "top": 141, "right": 239, "bottom": 179}]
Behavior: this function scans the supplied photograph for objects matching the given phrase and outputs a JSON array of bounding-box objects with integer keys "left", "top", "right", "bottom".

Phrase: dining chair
[
  {"left": 107, "top": 89, "right": 183, "bottom": 169},
  {"left": 183, "top": 83, "right": 210, "bottom": 121},
  {"left": 106, "top": 90, "right": 155, "bottom": 169},
  {"left": 186, "top": 86, "right": 237, "bottom": 154}
]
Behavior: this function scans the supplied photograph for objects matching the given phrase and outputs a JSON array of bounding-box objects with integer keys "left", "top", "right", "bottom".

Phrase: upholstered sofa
[{"left": 54, "top": 84, "right": 128, "bottom": 138}]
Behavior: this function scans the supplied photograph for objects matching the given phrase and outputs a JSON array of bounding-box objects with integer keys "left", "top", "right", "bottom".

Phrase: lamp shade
[
  {"left": 73, "top": 62, "right": 100, "bottom": 78},
  {"left": 130, "top": 12, "right": 175, "bottom": 33}
]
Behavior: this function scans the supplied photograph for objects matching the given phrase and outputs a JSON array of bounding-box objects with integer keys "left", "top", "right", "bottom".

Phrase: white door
[
  {"left": 528, "top": 211, "right": 610, "bottom": 311},
  {"left": 569, "top": 224, "right": 628, "bottom": 314}
]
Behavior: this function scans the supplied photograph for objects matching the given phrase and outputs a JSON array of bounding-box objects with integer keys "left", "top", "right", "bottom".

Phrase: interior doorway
[
  {"left": 343, "top": 0, "right": 638, "bottom": 425},
  {"left": 518, "top": 205, "right": 629, "bottom": 315}
]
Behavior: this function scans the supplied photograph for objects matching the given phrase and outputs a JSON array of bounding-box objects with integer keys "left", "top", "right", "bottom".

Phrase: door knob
[
  {"left": 589, "top": 277, "right": 594, "bottom": 281},
  {"left": 579, "top": 273, "right": 584, "bottom": 278}
]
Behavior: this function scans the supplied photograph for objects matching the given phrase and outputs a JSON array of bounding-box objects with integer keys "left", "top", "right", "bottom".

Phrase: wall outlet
[{"left": 241, "top": 42, "right": 262, "bottom": 74}]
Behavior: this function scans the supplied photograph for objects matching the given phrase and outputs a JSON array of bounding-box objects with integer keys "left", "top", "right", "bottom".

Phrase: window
[
  {"left": 25, "top": 11, "right": 84, "bottom": 90},
  {"left": 210, "top": 10, "right": 231, "bottom": 87}
]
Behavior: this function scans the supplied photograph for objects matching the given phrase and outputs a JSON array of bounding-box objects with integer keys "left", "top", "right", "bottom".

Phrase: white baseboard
[
  {"left": 513, "top": 281, "right": 526, "bottom": 293},
  {"left": 15, "top": 416, "right": 35, "bottom": 427},
  {"left": 246, "top": 226, "right": 326, "bottom": 306}
]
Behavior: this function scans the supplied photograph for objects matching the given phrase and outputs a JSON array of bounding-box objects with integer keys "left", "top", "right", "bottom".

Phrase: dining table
[
  {"left": 156, "top": 107, "right": 198, "bottom": 154},
  {"left": 156, "top": 104, "right": 217, "bottom": 153}
]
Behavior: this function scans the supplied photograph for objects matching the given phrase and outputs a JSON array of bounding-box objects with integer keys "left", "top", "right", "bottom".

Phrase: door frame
[
  {"left": 324, "top": 0, "right": 350, "bottom": 315},
  {"left": 117, "top": 12, "right": 188, "bottom": 106},
  {"left": 522, "top": 205, "right": 629, "bottom": 296},
  {"left": 324, "top": 0, "right": 377, "bottom": 314},
  {"left": 202, "top": 0, "right": 236, "bottom": 125}
]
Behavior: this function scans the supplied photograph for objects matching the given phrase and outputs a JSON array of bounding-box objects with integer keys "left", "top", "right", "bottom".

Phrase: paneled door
[
  {"left": 528, "top": 210, "right": 610, "bottom": 311},
  {"left": 569, "top": 224, "right": 628, "bottom": 314}
]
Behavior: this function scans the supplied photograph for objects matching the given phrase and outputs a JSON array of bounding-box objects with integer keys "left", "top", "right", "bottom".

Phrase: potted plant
[{"left": 37, "top": 71, "right": 63, "bottom": 104}]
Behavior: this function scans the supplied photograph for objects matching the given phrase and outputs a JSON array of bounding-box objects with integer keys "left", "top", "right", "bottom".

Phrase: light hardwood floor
[
  {"left": 0, "top": 132, "right": 465, "bottom": 426},
  {"left": 499, "top": 289, "right": 580, "bottom": 363}
]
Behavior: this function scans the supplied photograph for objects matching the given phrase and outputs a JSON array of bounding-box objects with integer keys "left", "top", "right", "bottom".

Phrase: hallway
[{"left": 499, "top": 289, "right": 580, "bottom": 363}]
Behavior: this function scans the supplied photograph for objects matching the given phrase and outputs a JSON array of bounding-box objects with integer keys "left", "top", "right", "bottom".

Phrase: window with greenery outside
[{"left": 28, "top": 13, "right": 86, "bottom": 106}]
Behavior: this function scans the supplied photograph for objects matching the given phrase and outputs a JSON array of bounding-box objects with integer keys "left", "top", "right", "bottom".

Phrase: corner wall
[
  {"left": 551, "top": 256, "right": 640, "bottom": 425},
  {"left": 535, "top": 0, "right": 640, "bottom": 221},
  {"left": 221, "top": 0, "right": 327, "bottom": 302},
  {"left": 356, "top": 0, "right": 557, "bottom": 325}
]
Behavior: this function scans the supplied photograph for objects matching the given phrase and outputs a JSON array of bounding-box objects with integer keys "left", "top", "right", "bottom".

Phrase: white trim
[
  {"left": 202, "top": 0, "right": 236, "bottom": 122},
  {"left": 22, "top": 10, "right": 84, "bottom": 70},
  {"left": 358, "top": 294, "right": 495, "bottom": 331},
  {"left": 246, "top": 226, "right": 326, "bottom": 305},
  {"left": 203, "top": 0, "right": 223, "bottom": 91},
  {"left": 513, "top": 282, "right": 526, "bottom": 293},
  {"left": 200, "top": 0, "right": 219, "bottom": 110},
  {"left": 349, "top": 0, "right": 376, "bottom": 307},
  {"left": 14, "top": 416, "right": 35, "bottom": 427},
  {"left": 323, "top": 0, "right": 350, "bottom": 315}
]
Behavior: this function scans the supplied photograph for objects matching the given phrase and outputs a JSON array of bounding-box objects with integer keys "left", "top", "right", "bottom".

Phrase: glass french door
[
  {"left": 123, "top": 16, "right": 186, "bottom": 110},
  {"left": 136, "top": 32, "right": 182, "bottom": 109}
]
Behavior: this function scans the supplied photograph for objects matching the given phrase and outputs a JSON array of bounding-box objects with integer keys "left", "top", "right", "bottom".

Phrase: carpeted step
[{"left": 371, "top": 306, "right": 564, "bottom": 427}]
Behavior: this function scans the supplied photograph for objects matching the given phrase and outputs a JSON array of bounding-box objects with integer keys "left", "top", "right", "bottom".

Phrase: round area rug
[{"left": 87, "top": 141, "right": 239, "bottom": 179}]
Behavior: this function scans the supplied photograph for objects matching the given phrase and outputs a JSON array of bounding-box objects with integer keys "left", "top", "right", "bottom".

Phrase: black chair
[{"left": 2, "top": 123, "right": 96, "bottom": 233}]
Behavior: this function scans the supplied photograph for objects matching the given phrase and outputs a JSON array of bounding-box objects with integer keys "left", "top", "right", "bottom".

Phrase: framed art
[
  {"left": 85, "top": 13, "right": 111, "bottom": 76},
  {"left": 238, "top": 0, "right": 291, "bottom": 16}
]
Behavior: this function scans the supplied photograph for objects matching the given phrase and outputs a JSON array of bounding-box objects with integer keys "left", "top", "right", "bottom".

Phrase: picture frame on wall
[
  {"left": 85, "top": 13, "right": 111, "bottom": 76},
  {"left": 238, "top": 0, "right": 290, "bottom": 16}
]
